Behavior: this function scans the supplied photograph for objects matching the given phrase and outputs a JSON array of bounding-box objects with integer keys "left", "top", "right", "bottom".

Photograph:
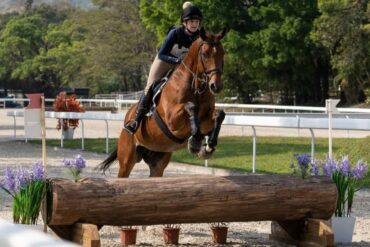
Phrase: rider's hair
[{"left": 183, "top": 1, "right": 193, "bottom": 9}]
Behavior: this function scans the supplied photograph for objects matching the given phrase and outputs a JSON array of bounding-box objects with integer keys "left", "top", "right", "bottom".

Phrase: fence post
[
  {"left": 251, "top": 126, "right": 256, "bottom": 173},
  {"left": 309, "top": 128, "right": 315, "bottom": 163},
  {"left": 105, "top": 120, "right": 109, "bottom": 154}
]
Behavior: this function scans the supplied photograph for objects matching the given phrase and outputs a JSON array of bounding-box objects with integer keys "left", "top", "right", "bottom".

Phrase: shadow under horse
[{"left": 98, "top": 28, "right": 227, "bottom": 177}]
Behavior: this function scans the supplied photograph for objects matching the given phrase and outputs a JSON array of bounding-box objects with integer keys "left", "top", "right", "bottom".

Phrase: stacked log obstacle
[{"left": 43, "top": 175, "right": 338, "bottom": 247}]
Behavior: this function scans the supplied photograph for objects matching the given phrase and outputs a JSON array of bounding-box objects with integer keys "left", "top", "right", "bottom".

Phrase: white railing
[
  {"left": 6, "top": 110, "right": 370, "bottom": 172},
  {"left": 2, "top": 97, "right": 370, "bottom": 114},
  {"left": 0, "top": 99, "right": 370, "bottom": 114}
]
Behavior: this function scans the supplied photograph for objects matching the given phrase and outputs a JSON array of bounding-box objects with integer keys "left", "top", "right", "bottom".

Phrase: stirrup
[{"left": 123, "top": 121, "right": 138, "bottom": 135}]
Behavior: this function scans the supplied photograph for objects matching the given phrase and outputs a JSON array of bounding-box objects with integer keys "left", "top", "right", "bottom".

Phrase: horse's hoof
[
  {"left": 188, "top": 136, "right": 201, "bottom": 154},
  {"left": 198, "top": 144, "right": 215, "bottom": 160}
]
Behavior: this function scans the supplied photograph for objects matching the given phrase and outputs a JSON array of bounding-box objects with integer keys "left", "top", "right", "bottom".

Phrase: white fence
[
  {"left": 3, "top": 97, "right": 370, "bottom": 114},
  {"left": 7, "top": 109, "right": 370, "bottom": 172}
]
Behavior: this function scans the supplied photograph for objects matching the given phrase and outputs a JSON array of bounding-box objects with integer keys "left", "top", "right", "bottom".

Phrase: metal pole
[
  {"left": 12, "top": 115, "right": 16, "bottom": 139},
  {"left": 328, "top": 102, "right": 333, "bottom": 159},
  {"left": 326, "top": 99, "right": 339, "bottom": 160},
  {"left": 81, "top": 120, "right": 85, "bottom": 150},
  {"left": 309, "top": 128, "right": 315, "bottom": 163},
  {"left": 61, "top": 129, "right": 64, "bottom": 148},
  {"left": 105, "top": 120, "right": 109, "bottom": 153},
  {"left": 251, "top": 126, "right": 256, "bottom": 173}
]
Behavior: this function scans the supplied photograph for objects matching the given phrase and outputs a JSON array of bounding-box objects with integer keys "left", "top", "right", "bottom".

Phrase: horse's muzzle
[{"left": 209, "top": 81, "right": 223, "bottom": 94}]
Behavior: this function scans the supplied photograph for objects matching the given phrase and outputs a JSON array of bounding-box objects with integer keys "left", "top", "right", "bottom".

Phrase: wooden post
[{"left": 40, "top": 95, "right": 48, "bottom": 233}]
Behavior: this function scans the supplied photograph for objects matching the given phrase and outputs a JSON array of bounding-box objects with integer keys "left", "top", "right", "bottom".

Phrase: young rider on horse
[{"left": 124, "top": 1, "right": 203, "bottom": 135}]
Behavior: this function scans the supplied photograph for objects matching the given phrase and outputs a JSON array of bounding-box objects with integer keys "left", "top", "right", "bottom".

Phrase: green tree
[
  {"left": 312, "top": 0, "right": 370, "bottom": 105},
  {"left": 0, "top": 5, "right": 83, "bottom": 97},
  {"left": 0, "top": 15, "right": 46, "bottom": 93},
  {"left": 140, "top": 0, "right": 321, "bottom": 104},
  {"left": 76, "top": 0, "right": 156, "bottom": 94}
]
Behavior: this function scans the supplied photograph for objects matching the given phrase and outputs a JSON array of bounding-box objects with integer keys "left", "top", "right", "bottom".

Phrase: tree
[
  {"left": 0, "top": 5, "right": 83, "bottom": 97},
  {"left": 140, "top": 0, "right": 321, "bottom": 104},
  {"left": 75, "top": 0, "right": 156, "bottom": 94},
  {"left": 0, "top": 15, "right": 46, "bottom": 93},
  {"left": 312, "top": 0, "right": 370, "bottom": 105},
  {"left": 25, "top": 0, "right": 33, "bottom": 13}
]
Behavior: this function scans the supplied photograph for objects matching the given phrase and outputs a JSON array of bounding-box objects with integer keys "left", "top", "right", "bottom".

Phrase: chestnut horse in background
[{"left": 98, "top": 28, "right": 227, "bottom": 177}]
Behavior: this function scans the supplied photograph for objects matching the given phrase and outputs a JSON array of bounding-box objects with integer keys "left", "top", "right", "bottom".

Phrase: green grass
[{"left": 32, "top": 136, "right": 370, "bottom": 187}]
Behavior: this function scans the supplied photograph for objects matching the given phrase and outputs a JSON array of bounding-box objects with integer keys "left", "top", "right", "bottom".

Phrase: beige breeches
[{"left": 144, "top": 55, "right": 176, "bottom": 94}]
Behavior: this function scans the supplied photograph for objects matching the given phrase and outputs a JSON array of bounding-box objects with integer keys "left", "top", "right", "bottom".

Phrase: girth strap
[{"left": 153, "top": 109, "right": 186, "bottom": 144}]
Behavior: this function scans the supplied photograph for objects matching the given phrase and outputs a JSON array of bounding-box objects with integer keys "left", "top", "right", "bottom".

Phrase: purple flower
[
  {"left": 3, "top": 167, "right": 16, "bottom": 193},
  {"left": 339, "top": 156, "right": 351, "bottom": 176},
  {"left": 16, "top": 168, "right": 30, "bottom": 190},
  {"left": 352, "top": 160, "right": 368, "bottom": 179},
  {"left": 63, "top": 159, "right": 72, "bottom": 168},
  {"left": 62, "top": 155, "right": 86, "bottom": 182},
  {"left": 323, "top": 156, "right": 338, "bottom": 177},
  {"left": 74, "top": 155, "right": 86, "bottom": 170},
  {"left": 32, "top": 161, "right": 44, "bottom": 181},
  {"left": 296, "top": 153, "right": 311, "bottom": 167},
  {"left": 310, "top": 162, "right": 319, "bottom": 176}
]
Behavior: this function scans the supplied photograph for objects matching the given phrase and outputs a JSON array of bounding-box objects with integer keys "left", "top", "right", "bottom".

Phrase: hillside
[{"left": 0, "top": 0, "right": 93, "bottom": 13}]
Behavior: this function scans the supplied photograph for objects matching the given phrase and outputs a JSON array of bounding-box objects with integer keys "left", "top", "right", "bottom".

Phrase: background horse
[{"left": 98, "top": 28, "right": 226, "bottom": 177}]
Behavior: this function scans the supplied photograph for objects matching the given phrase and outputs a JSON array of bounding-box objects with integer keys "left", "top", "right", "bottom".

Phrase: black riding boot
[{"left": 123, "top": 92, "right": 151, "bottom": 135}]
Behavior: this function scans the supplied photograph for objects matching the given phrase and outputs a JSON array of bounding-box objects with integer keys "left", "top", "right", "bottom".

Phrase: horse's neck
[
  {"left": 158, "top": 40, "right": 202, "bottom": 106},
  {"left": 172, "top": 42, "right": 200, "bottom": 87}
]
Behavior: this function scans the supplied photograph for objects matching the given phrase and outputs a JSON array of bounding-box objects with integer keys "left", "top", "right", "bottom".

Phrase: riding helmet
[{"left": 181, "top": 2, "right": 203, "bottom": 22}]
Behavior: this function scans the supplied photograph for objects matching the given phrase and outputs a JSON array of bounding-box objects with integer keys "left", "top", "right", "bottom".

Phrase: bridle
[{"left": 181, "top": 41, "right": 223, "bottom": 94}]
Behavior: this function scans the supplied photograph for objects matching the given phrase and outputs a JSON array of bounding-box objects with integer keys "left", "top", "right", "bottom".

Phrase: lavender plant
[
  {"left": 320, "top": 156, "right": 368, "bottom": 217},
  {"left": 291, "top": 153, "right": 368, "bottom": 217},
  {"left": 63, "top": 155, "right": 86, "bottom": 182},
  {"left": 290, "top": 153, "right": 314, "bottom": 179},
  {"left": 1, "top": 161, "right": 46, "bottom": 224}
]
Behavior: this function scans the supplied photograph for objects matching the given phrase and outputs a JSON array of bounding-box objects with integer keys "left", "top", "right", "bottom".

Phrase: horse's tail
[{"left": 96, "top": 146, "right": 118, "bottom": 174}]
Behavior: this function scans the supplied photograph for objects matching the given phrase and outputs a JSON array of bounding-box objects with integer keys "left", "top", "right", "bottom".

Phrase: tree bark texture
[{"left": 45, "top": 175, "right": 337, "bottom": 226}]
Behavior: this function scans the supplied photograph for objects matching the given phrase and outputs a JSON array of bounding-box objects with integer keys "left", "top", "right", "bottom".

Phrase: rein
[{"left": 181, "top": 41, "right": 223, "bottom": 95}]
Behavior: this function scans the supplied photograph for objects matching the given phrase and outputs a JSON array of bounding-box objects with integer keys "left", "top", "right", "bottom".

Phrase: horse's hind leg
[
  {"left": 185, "top": 102, "right": 202, "bottom": 154},
  {"left": 198, "top": 110, "right": 225, "bottom": 160},
  {"left": 149, "top": 152, "right": 172, "bottom": 177},
  {"left": 117, "top": 129, "right": 138, "bottom": 178},
  {"left": 138, "top": 146, "right": 172, "bottom": 177}
]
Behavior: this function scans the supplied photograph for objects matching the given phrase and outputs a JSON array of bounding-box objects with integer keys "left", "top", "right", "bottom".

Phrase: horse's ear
[
  {"left": 217, "top": 28, "right": 228, "bottom": 41},
  {"left": 200, "top": 27, "right": 207, "bottom": 41}
]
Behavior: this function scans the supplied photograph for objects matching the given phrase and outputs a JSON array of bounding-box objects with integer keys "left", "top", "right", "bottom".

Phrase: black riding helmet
[{"left": 181, "top": 5, "right": 203, "bottom": 22}]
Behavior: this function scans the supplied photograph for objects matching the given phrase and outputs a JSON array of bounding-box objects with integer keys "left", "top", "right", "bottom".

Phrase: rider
[{"left": 123, "top": 1, "right": 203, "bottom": 135}]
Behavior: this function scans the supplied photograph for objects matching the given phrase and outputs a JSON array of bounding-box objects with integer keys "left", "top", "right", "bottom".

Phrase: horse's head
[{"left": 194, "top": 28, "right": 227, "bottom": 94}]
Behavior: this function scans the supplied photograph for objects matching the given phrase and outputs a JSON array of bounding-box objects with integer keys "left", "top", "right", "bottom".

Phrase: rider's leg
[
  {"left": 123, "top": 89, "right": 152, "bottom": 135},
  {"left": 124, "top": 56, "right": 174, "bottom": 135}
]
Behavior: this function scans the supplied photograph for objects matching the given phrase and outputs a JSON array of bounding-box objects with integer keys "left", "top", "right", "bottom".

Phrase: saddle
[{"left": 147, "top": 69, "right": 174, "bottom": 116}]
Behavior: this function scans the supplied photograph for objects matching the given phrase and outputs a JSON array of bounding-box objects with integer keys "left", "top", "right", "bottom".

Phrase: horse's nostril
[{"left": 210, "top": 83, "right": 217, "bottom": 91}]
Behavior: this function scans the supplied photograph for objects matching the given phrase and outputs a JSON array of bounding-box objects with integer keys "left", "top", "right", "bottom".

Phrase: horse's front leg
[
  {"left": 198, "top": 110, "right": 225, "bottom": 160},
  {"left": 185, "top": 102, "right": 203, "bottom": 154}
]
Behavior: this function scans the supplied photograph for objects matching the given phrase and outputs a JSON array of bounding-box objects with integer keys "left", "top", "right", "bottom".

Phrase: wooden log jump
[{"left": 44, "top": 175, "right": 337, "bottom": 246}]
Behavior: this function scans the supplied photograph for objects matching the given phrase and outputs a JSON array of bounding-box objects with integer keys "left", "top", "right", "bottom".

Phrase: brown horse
[{"left": 98, "top": 28, "right": 227, "bottom": 177}]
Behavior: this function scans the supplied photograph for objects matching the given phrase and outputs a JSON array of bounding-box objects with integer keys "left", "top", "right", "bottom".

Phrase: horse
[{"left": 98, "top": 28, "right": 227, "bottom": 177}]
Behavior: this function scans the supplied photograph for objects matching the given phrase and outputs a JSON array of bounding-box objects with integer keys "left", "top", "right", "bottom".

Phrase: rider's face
[{"left": 184, "top": 19, "right": 200, "bottom": 33}]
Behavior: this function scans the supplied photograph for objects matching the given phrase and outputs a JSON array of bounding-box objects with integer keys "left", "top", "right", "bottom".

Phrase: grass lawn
[{"left": 34, "top": 136, "right": 370, "bottom": 187}]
